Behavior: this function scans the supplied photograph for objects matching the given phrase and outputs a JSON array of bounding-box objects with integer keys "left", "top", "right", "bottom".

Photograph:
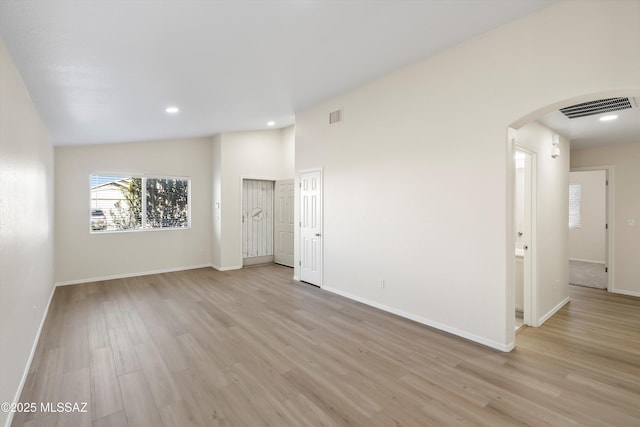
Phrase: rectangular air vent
[
  {"left": 559, "top": 97, "right": 633, "bottom": 119},
  {"left": 329, "top": 109, "right": 343, "bottom": 124}
]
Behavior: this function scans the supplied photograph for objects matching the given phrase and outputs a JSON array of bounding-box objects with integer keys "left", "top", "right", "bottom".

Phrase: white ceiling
[
  {"left": 538, "top": 98, "right": 640, "bottom": 150},
  {"left": 0, "top": 0, "right": 557, "bottom": 146}
]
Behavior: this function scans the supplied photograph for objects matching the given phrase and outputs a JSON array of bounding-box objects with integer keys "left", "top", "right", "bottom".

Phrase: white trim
[
  {"left": 323, "top": 286, "right": 514, "bottom": 352},
  {"left": 5, "top": 285, "right": 56, "bottom": 427},
  {"left": 513, "top": 142, "right": 538, "bottom": 328},
  {"left": 293, "top": 275, "right": 300, "bottom": 281},
  {"left": 537, "top": 296, "right": 570, "bottom": 326},
  {"left": 610, "top": 288, "right": 640, "bottom": 298},
  {"left": 54, "top": 264, "right": 212, "bottom": 286},
  {"left": 569, "top": 258, "right": 605, "bottom": 264},
  {"left": 211, "top": 264, "right": 242, "bottom": 272}
]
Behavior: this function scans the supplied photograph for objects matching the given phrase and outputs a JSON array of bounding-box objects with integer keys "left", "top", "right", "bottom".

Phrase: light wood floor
[{"left": 12, "top": 265, "right": 640, "bottom": 426}]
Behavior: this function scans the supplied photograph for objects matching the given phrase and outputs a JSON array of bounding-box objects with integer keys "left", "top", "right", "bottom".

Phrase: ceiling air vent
[
  {"left": 559, "top": 97, "right": 633, "bottom": 119},
  {"left": 329, "top": 109, "right": 343, "bottom": 124}
]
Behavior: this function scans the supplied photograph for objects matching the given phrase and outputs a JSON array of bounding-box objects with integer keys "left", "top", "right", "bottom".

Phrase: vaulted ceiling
[{"left": 0, "top": 0, "right": 557, "bottom": 146}]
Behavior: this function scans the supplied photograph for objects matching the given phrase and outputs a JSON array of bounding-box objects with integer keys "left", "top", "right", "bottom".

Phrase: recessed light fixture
[
  {"left": 267, "top": 121, "right": 275, "bottom": 126},
  {"left": 165, "top": 106, "right": 179, "bottom": 114},
  {"left": 599, "top": 114, "right": 618, "bottom": 121}
]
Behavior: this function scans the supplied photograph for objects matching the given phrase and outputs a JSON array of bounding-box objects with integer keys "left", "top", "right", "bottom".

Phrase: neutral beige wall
[
  {"left": 569, "top": 170, "right": 606, "bottom": 263},
  {"left": 295, "top": 0, "right": 639, "bottom": 350},
  {"left": 571, "top": 142, "right": 640, "bottom": 297},
  {"left": 517, "top": 122, "right": 570, "bottom": 322},
  {"left": 54, "top": 137, "right": 213, "bottom": 283},
  {"left": 0, "top": 39, "right": 54, "bottom": 427},
  {"left": 282, "top": 125, "right": 295, "bottom": 178},
  {"left": 214, "top": 128, "right": 293, "bottom": 269}
]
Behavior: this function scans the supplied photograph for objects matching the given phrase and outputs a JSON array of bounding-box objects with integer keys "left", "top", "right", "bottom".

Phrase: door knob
[
  {"left": 523, "top": 245, "right": 528, "bottom": 250},
  {"left": 315, "top": 233, "right": 321, "bottom": 237}
]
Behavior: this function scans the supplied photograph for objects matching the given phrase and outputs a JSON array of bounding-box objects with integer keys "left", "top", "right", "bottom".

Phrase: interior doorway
[
  {"left": 242, "top": 179, "right": 275, "bottom": 266},
  {"left": 568, "top": 168, "right": 610, "bottom": 290},
  {"left": 513, "top": 144, "right": 537, "bottom": 330}
]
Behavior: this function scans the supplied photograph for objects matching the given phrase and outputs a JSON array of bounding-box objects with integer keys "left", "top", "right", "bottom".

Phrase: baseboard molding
[
  {"left": 5, "top": 284, "right": 56, "bottom": 427},
  {"left": 569, "top": 258, "right": 605, "bottom": 265},
  {"left": 55, "top": 264, "right": 213, "bottom": 286},
  {"left": 211, "top": 264, "right": 242, "bottom": 272},
  {"left": 322, "top": 286, "right": 513, "bottom": 352},
  {"left": 293, "top": 276, "right": 300, "bottom": 281},
  {"left": 610, "top": 288, "right": 640, "bottom": 298},
  {"left": 538, "top": 296, "right": 571, "bottom": 326}
]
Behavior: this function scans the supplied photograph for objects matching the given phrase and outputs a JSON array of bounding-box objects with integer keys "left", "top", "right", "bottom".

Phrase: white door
[
  {"left": 274, "top": 179, "right": 294, "bottom": 267},
  {"left": 300, "top": 171, "right": 322, "bottom": 286},
  {"left": 242, "top": 179, "right": 274, "bottom": 265}
]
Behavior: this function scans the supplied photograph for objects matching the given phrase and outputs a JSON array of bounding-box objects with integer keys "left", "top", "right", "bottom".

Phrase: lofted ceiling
[{"left": 0, "top": 0, "right": 557, "bottom": 146}]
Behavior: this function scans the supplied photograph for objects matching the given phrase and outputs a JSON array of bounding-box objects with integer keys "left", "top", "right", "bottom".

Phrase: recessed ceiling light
[
  {"left": 599, "top": 114, "right": 618, "bottom": 121},
  {"left": 165, "top": 106, "right": 179, "bottom": 114},
  {"left": 267, "top": 121, "right": 275, "bottom": 126}
]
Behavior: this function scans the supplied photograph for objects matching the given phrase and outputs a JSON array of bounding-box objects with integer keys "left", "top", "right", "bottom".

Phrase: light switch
[{"left": 628, "top": 218, "right": 636, "bottom": 227}]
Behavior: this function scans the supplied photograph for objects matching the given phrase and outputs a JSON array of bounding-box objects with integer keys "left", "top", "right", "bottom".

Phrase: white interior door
[
  {"left": 274, "top": 179, "right": 294, "bottom": 267},
  {"left": 300, "top": 171, "right": 322, "bottom": 286},
  {"left": 242, "top": 179, "right": 274, "bottom": 265}
]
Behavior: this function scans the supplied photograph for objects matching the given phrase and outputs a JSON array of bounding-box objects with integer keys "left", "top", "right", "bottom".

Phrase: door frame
[
  {"left": 570, "top": 165, "right": 615, "bottom": 292},
  {"left": 508, "top": 128, "right": 539, "bottom": 346},
  {"left": 514, "top": 145, "right": 538, "bottom": 327},
  {"left": 295, "top": 167, "right": 323, "bottom": 287},
  {"left": 239, "top": 176, "right": 279, "bottom": 266}
]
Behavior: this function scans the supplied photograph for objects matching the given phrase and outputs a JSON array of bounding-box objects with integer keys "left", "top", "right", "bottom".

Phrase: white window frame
[{"left": 90, "top": 173, "right": 192, "bottom": 234}]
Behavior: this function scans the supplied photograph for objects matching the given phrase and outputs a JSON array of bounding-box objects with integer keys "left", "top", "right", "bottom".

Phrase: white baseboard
[
  {"left": 293, "top": 276, "right": 300, "bottom": 281},
  {"left": 569, "top": 258, "right": 605, "bottom": 265},
  {"left": 538, "top": 296, "right": 570, "bottom": 326},
  {"left": 610, "top": 288, "right": 640, "bottom": 298},
  {"left": 211, "top": 264, "right": 242, "bottom": 272},
  {"left": 5, "top": 284, "right": 56, "bottom": 427},
  {"left": 54, "top": 264, "right": 213, "bottom": 286},
  {"left": 322, "top": 286, "right": 513, "bottom": 352}
]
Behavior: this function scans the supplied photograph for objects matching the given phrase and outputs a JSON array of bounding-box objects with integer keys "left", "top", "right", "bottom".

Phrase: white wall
[
  {"left": 569, "top": 170, "right": 606, "bottom": 263},
  {"left": 571, "top": 142, "right": 640, "bottom": 297},
  {"left": 213, "top": 127, "right": 294, "bottom": 269},
  {"left": 516, "top": 122, "right": 570, "bottom": 323},
  {"left": 54, "top": 137, "right": 213, "bottom": 284},
  {"left": 212, "top": 134, "right": 223, "bottom": 268},
  {"left": 295, "top": 0, "right": 640, "bottom": 350},
  {"left": 0, "top": 39, "right": 54, "bottom": 427},
  {"left": 282, "top": 125, "right": 295, "bottom": 178}
]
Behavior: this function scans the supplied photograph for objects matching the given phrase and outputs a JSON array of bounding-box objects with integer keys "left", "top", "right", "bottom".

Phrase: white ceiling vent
[
  {"left": 329, "top": 109, "right": 343, "bottom": 124},
  {"left": 559, "top": 97, "right": 634, "bottom": 119}
]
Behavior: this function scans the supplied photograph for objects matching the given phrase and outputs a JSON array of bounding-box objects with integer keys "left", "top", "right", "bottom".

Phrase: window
[
  {"left": 569, "top": 183, "right": 581, "bottom": 228},
  {"left": 90, "top": 174, "right": 190, "bottom": 233}
]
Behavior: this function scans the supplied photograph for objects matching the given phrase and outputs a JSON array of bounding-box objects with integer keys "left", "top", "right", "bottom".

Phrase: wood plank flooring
[{"left": 11, "top": 265, "right": 640, "bottom": 426}]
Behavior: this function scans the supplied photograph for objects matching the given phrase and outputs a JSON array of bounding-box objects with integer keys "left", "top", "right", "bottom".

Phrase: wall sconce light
[{"left": 551, "top": 134, "right": 560, "bottom": 159}]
